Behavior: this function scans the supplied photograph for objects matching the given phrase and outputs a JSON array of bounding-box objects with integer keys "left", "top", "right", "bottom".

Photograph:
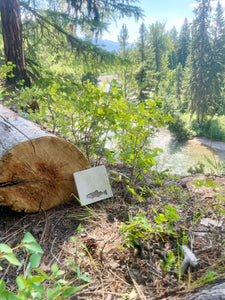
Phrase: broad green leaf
[
  {"left": 22, "top": 232, "right": 37, "bottom": 244},
  {"left": 78, "top": 273, "right": 92, "bottom": 283},
  {"left": 56, "top": 270, "right": 66, "bottom": 277},
  {"left": 23, "top": 243, "right": 43, "bottom": 254},
  {"left": 51, "top": 262, "right": 58, "bottom": 273},
  {"left": 30, "top": 253, "right": 41, "bottom": 268},
  {"left": 47, "top": 288, "right": 60, "bottom": 300},
  {"left": 0, "top": 279, "right": 6, "bottom": 293},
  {"left": 16, "top": 275, "right": 26, "bottom": 290},
  {"left": 34, "top": 268, "right": 50, "bottom": 280},
  {"left": 62, "top": 284, "right": 89, "bottom": 297},
  {"left": 27, "top": 276, "right": 44, "bottom": 284},
  {"left": 1, "top": 291, "right": 19, "bottom": 300},
  {"left": 22, "top": 233, "right": 43, "bottom": 254},
  {"left": 56, "top": 278, "right": 67, "bottom": 285},
  {"left": 0, "top": 244, "right": 12, "bottom": 253},
  {"left": 3, "top": 253, "right": 21, "bottom": 266}
]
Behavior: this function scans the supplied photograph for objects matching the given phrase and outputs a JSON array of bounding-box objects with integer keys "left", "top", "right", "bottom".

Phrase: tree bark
[
  {"left": 0, "top": 104, "right": 90, "bottom": 212},
  {"left": 0, "top": 0, "right": 31, "bottom": 86}
]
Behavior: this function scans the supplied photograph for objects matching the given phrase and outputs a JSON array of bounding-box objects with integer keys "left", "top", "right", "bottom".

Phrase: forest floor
[{"left": 1, "top": 164, "right": 225, "bottom": 299}]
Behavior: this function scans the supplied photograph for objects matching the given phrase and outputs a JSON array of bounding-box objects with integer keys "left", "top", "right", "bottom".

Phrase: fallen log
[
  {"left": 0, "top": 104, "right": 90, "bottom": 212},
  {"left": 182, "top": 281, "right": 225, "bottom": 300}
]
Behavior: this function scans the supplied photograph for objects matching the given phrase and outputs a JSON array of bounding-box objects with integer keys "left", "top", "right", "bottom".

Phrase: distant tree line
[{"left": 117, "top": 0, "right": 225, "bottom": 127}]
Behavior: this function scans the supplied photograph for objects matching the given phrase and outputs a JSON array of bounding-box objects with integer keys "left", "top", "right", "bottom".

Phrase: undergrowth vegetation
[
  {"left": 0, "top": 232, "right": 91, "bottom": 299},
  {"left": 5, "top": 71, "right": 172, "bottom": 185}
]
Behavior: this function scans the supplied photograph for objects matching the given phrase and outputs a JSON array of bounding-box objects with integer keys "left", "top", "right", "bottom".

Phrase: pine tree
[
  {"left": 177, "top": 18, "right": 190, "bottom": 68},
  {"left": 118, "top": 24, "right": 130, "bottom": 58},
  {"left": 148, "top": 21, "right": 169, "bottom": 88},
  {"left": 0, "top": 0, "right": 31, "bottom": 86},
  {"left": 137, "top": 22, "right": 148, "bottom": 63},
  {"left": 188, "top": 0, "right": 212, "bottom": 124},
  {"left": 168, "top": 26, "right": 178, "bottom": 70},
  {"left": 134, "top": 22, "right": 159, "bottom": 101},
  {"left": 117, "top": 24, "right": 130, "bottom": 99},
  {"left": 175, "top": 63, "right": 184, "bottom": 103},
  {"left": 135, "top": 23, "right": 152, "bottom": 101},
  {"left": 209, "top": 1, "right": 225, "bottom": 114}
]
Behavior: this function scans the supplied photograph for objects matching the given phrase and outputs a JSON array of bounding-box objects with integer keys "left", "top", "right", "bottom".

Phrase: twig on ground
[
  {"left": 108, "top": 269, "right": 131, "bottom": 286},
  {"left": 127, "top": 266, "right": 147, "bottom": 300}
]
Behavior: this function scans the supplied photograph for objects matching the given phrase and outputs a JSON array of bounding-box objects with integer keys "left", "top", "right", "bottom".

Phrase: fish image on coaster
[
  {"left": 73, "top": 165, "right": 113, "bottom": 206},
  {"left": 87, "top": 189, "right": 108, "bottom": 199}
]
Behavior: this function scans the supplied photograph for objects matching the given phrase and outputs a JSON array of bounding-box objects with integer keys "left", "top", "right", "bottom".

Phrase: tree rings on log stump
[{"left": 0, "top": 136, "right": 90, "bottom": 212}]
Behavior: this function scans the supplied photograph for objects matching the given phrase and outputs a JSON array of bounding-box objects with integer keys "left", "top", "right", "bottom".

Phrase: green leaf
[
  {"left": 97, "top": 108, "right": 104, "bottom": 114},
  {"left": 154, "top": 213, "right": 168, "bottom": 224},
  {"left": 27, "top": 275, "right": 44, "bottom": 284},
  {"left": 30, "top": 253, "right": 41, "bottom": 268},
  {"left": 22, "top": 232, "right": 37, "bottom": 244},
  {"left": 3, "top": 253, "right": 21, "bottom": 266},
  {"left": 56, "top": 270, "right": 66, "bottom": 277},
  {"left": 34, "top": 268, "right": 49, "bottom": 280},
  {"left": 16, "top": 275, "right": 26, "bottom": 291},
  {"left": 62, "top": 284, "right": 88, "bottom": 297},
  {"left": 70, "top": 236, "right": 78, "bottom": 243},
  {"left": 23, "top": 243, "right": 43, "bottom": 254},
  {"left": 51, "top": 262, "right": 58, "bottom": 274},
  {"left": 77, "top": 224, "right": 83, "bottom": 233},
  {"left": 0, "top": 279, "right": 6, "bottom": 293},
  {"left": 129, "top": 288, "right": 137, "bottom": 299},
  {"left": 0, "top": 243, "right": 21, "bottom": 266},
  {"left": 78, "top": 272, "right": 92, "bottom": 283},
  {"left": 22, "top": 233, "right": 43, "bottom": 254},
  {"left": 168, "top": 251, "right": 176, "bottom": 263},
  {"left": 47, "top": 288, "right": 60, "bottom": 300},
  {"left": 1, "top": 291, "right": 19, "bottom": 300},
  {"left": 0, "top": 244, "right": 12, "bottom": 253}
]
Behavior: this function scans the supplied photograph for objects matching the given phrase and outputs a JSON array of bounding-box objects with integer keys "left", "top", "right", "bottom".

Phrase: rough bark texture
[
  {"left": 0, "top": 104, "right": 90, "bottom": 212},
  {"left": 182, "top": 282, "right": 225, "bottom": 300},
  {"left": 0, "top": 0, "right": 31, "bottom": 86}
]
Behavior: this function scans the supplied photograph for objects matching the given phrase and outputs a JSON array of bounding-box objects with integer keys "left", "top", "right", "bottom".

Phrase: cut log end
[{"left": 0, "top": 136, "right": 90, "bottom": 212}]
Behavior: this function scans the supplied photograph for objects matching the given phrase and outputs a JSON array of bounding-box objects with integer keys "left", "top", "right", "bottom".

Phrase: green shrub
[
  {"left": 191, "top": 117, "right": 225, "bottom": 142},
  {"left": 9, "top": 79, "right": 171, "bottom": 184},
  {"left": 168, "top": 114, "right": 193, "bottom": 141},
  {"left": 0, "top": 232, "right": 91, "bottom": 300}
]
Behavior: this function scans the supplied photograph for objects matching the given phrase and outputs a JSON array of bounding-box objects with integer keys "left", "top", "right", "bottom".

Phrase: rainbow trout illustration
[{"left": 87, "top": 189, "right": 108, "bottom": 199}]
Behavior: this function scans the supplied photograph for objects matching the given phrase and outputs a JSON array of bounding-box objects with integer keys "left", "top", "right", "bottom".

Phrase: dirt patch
[{"left": 1, "top": 171, "right": 225, "bottom": 299}]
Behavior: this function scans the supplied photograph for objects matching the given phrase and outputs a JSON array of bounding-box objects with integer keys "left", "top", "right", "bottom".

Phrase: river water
[
  {"left": 150, "top": 128, "right": 225, "bottom": 175},
  {"left": 98, "top": 77, "right": 225, "bottom": 175}
]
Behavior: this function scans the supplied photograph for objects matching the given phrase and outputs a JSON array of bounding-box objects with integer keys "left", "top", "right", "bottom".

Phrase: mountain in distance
[{"left": 94, "top": 38, "right": 134, "bottom": 52}]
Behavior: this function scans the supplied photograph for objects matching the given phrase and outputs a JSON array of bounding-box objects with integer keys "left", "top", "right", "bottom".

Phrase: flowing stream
[
  {"left": 98, "top": 76, "right": 225, "bottom": 175},
  {"left": 150, "top": 128, "right": 225, "bottom": 175}
]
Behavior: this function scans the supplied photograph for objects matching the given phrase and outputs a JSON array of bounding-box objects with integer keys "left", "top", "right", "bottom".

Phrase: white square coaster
[{"left": 73, "top": 165, "right": 113, "bottom": 206}]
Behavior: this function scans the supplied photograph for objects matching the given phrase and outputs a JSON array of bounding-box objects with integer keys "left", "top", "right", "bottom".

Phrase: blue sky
[{"left": 102, "top": 0, "right": 224, "bottom": 42}]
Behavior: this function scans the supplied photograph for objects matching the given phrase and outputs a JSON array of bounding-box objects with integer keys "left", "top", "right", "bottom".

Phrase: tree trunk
[
  {"left": 0, "top": 104, "right": 90, "bottom": 212},
  {"left": 0, "top": 0, "right": 31, "bottom": 86}
]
